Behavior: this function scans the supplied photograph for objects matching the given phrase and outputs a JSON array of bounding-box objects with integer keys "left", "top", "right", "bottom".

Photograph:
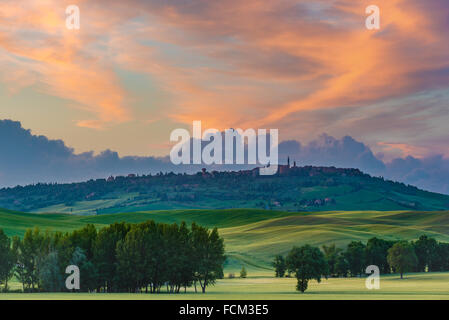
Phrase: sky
[{"left": 0, "top": 1, "right": 448, "bottom": 176}]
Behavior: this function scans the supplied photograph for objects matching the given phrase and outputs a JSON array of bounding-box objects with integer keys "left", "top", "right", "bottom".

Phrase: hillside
[
  {"left": 0, "top": 166, "right": 448, "bottom": 214},
  {"left": 2, "top": 208, "right": 449, "bottom": 271}
]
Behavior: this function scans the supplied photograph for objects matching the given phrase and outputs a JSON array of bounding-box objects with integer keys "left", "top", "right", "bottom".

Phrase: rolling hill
[
  {"left": 0, "top": 166, "right": 448, "bottom": 214},
  {"left": 2, "top": 208, "right": 449, "bottom": 272}
]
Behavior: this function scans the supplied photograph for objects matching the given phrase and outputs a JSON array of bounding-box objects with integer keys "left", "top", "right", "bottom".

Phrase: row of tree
[
  {"left": 0, "top": 221, "right": 225, "bottom": 293},
  {"left": 273, "top": 235, "right": 449, "bottom": 292}
]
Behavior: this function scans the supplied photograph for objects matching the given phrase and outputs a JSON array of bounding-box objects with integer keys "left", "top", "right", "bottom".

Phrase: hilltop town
[{"left": 0, "top": 164, "right": 447, "bottom": 215}]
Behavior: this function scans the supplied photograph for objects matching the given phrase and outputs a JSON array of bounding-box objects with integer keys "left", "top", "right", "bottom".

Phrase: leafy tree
[
  {"left": 16, "top": 228, "right": 48, "bottom": 291},
  {"left": 69, "top": 224, "right": 97, "bottom": 260},
  {"left": 413, "top": 235, "right": 438, "bottom": 272},
  {"left": 366, "top": 237, "right": 395, "bottom": 274},
  {"left": 39, "top": 250, "right": 63, "bottom": 292},
  {"left": 335, "top": 253, "right": 349, "bottom": 277},
  {"left": 322, "top": 244, "right": 342, "bottom": 277},
  {"left": 273, "top": 255, "right": 287, "bottom": 278},
  {"left": 240, "top": 266, "right": 247, "bottom": 278},
  {"left": 433, "top": 242, "right": 449, "bottom": 271},
  {"left": 12, "top": 236, "right": 27, "bottom": 291},
  {"left": 93, "top": 222, "right": 130, "bottom": 292},
  {"left": 387, "top": 241, "right": 417, "bottom": 279},
  {"left": 177, "top": 222, "right": 196, "bottom": 292},
  {"left": 164, "top": 222, "right": 194, "bottom": 293},
  {"left": 70, "top": 247, "right": 98, "bottom": 292},
  {"left": 191, "top": 223, "right": 225, "bottom": 293},
  {"left": 116, "top": 226, "right": 145, "bottom": 292},
  {"left": 286, "top": 245, "right": 328, "bottom": 293},
  {"left": 0, "top": 220, "right": 229, "bottom": 294},
  {"left": 346, "top": 241, "right": 366, "bottom": 277},
  {"left": 0, "top": 229, "right": 15, "bottom": 291},
  {"left": 144, "top": 221, "right": 168, "bottom": 293},
  {"left": 52, "top": 232, "right": 76, "bottom": 279},
  {"left": 7, "top": 223, "right": 449, "bottom": 295},
  {"left": 164, "top": 223, "right": 183, "bottom": 293}
]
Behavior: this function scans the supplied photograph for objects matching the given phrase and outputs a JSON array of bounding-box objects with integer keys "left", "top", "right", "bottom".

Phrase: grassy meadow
[
  {"left": 1, "top": 208, "right": 449, "bottom": 299},
  {"left": 2, "top": 272, "right": 449, "bottom": 300},
  {"left": 2, "top": 208, "right": 449, "bottom": 271}
]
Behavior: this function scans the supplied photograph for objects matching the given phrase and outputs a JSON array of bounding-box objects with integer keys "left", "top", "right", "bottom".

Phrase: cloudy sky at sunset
[{"left": 0, "top": 0, "right": 448, "bottom": 161}]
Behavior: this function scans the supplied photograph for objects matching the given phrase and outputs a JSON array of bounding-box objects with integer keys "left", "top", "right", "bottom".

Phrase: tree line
[
  {"left": 273, "top": 235, "right": 449, "bottom": 292},
  {"left": 0, "top": 221, "right": 225, "bottom": 293}
]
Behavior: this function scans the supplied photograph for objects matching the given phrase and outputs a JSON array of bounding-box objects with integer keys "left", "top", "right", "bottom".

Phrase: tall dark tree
[
  {"left": 16, "top": 228, "right": 48, "bottom": 291},
  {"left": 240, "top": 266, "right": 247, "bottom": 278},
  {"left": 164, "top": 222, "right": 193, "bottom": 293},
  {"left": 39, "top": 250, "right": 63, "bottom": 292},
  {"left": 433, "top": 242, "right": 449, "bottom": 271},
  {"left": 70, "top": 247, "right": 98, "bottom": 292},
  {"left": 345, "top": 241, "right": 366, "bottom": 277},
  {"left": 0, "top": 220, "right": 228, "bottom": 294},
  {"left": 366, "top": 237, "right": 395, "bottom": 274},
  {"left": 413, "top": 235, "right": 438, "bottom": 272},
  {"left": 177, "top": 222, "right": 196, "bottom": 292},
  {"left": 93, "top": 222, "right": 130, "bottom": 292},
  {"left": 53, "top": 231, "right": 75, "bottom": 279},
  {"left": 191, "top": 223, "right": 225, "bottom": 293},
  {"left": 145, "top": 221, "right": 168, "bottom": 293},
  {"left": 335, "top": 252, "right": 349, "bottom": 277},
  {"left": 387, "top": 241, "right": 417, "bottom": 279},
  {"left": 69, "top": 224, "right": 97, "bottom": 260},
  {"left": 286, "top": 245, "right": 328, "bottom": 293},
  {"left": 322, "top": 244, "right": 342, "bottom": 277},
  {"left": 116, "top": 226, "right": 144, "bottom": 292},
  {"left": 272, "top": 255, "right": 287, "bottom": 278},
  {"left": 0, "top": 229, "right": 15, "bottom": 291}
]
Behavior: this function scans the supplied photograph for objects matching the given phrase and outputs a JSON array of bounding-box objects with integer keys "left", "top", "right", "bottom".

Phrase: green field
[
  {"left": 2, "top": 208, "right": 449, "bottom": 300},
  {"left": 2, "top": 272, "right": 449, "bottom": 300},
  {"left": 2, "top": 208, "right": 449, "bottom": 271}
]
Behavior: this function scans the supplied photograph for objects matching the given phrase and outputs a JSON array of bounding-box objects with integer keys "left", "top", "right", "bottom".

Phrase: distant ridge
[{"left": 0, "top": 166, "right": 448, "bottom": 214}]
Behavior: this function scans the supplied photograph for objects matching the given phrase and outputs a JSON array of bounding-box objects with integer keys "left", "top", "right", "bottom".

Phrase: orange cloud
[
  {"left": 0, "top": 0, "right": 448, "bottom": 158},
  {"left": 101, "top": 0, "right": 449, "bottom": 133},
  {"left": 0, "top": 0, "right": 130, "bottom": 127}
]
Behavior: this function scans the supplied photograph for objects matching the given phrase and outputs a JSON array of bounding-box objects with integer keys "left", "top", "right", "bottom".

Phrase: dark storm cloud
[{"left": 0, "top": 120, "right": 448, "bottom": 194}]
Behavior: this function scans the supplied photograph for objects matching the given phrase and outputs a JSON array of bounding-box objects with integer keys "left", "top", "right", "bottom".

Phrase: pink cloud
[{"left": 0, "top": 0, "right": 448, "bottom": 158}]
